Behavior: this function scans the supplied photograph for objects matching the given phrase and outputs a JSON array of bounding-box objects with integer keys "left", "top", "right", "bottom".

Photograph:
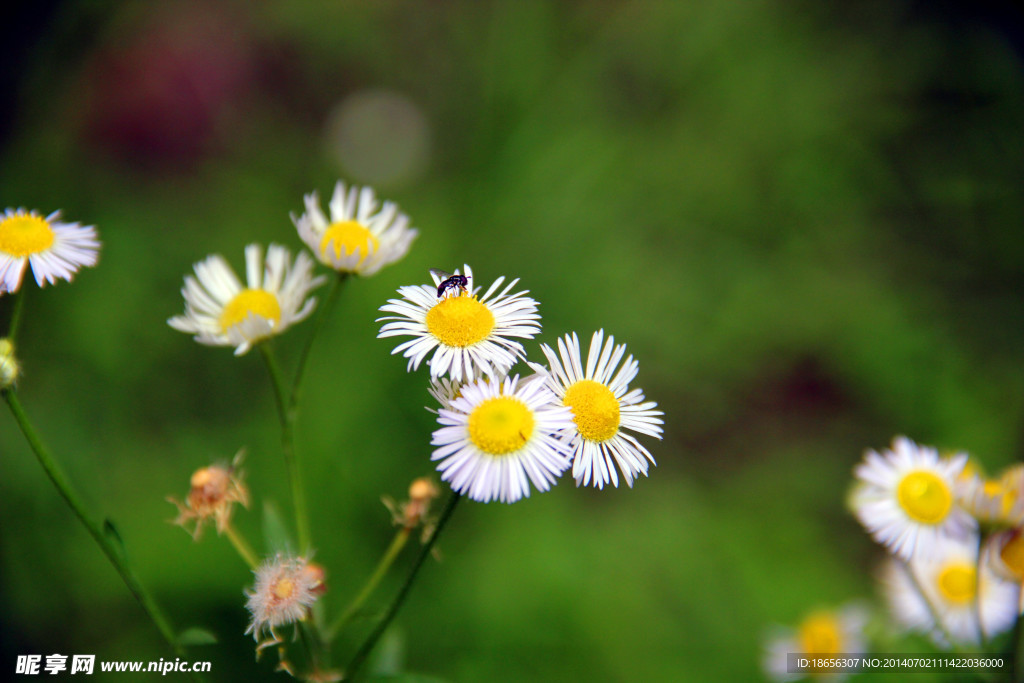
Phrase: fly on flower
[{"left": 429, "top": 269, "right": 470, "bottom": 299}]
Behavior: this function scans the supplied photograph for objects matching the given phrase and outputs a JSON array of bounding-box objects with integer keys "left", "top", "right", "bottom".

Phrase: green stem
[
  {"left": 291, "top": 272, "right": 348, "bottom": 409},
  {"left": 224, "top": 521, "right": 260, "bottom": 570},
  {"left": 3, "top": 388, "right": 182, "bottom": 654},
  {"left": 5, "top": 286, "right": 27, "bottom": 341},
  {"left": 326, "top": 527, "right": 411, "bottom": 641},
  {"left": 298, "top": 620, "right": 329, "bottom": 678},
  {"left": 901, "top": 558, "right": 959, "bottom": 650},
  {"left": 343, "top": 492, "right": 462, "bottom": 680},
  {"left": 974, "top": 531, "right": 987, "bottom": 649},
  {"left": 258, "top": 342, "right": 311, "bottom": 554}
]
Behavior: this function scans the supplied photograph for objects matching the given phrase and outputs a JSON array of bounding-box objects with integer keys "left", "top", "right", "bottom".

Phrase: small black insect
[{"left": 430, "top": 269, "right": 470, "bottom": 299}]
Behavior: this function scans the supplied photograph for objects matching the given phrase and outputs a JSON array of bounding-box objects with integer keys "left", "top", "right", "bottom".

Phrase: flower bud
[{"left": 0, "top": 338, "right": 20, "bottom": 389}]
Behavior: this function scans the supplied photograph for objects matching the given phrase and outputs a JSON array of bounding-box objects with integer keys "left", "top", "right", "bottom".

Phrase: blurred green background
[{"left": 2, "top": 1, "right": 1023, "bottom": 681}]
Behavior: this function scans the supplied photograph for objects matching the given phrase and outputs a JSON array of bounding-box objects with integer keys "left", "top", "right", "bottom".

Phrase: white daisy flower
[
  {"left": 431, "top": 373, "right": 575, "bottom": 503},
  {"left": 533, "top": 330, "right": 664, "bottom": 489},
  {"left": 244, "top": 554, "right": 322, "bottom": 642},
  {"left": 882, "top": 533, "right": 1019, "bottom": 646},
  {"left": 850, "top": 436, "right": 975, "bottom": 560},
  {"left": 168, "top": 243, "right": 324, "bottom": 355},
  {"left": 0, "top": 208, "right": 100, "bottom": 293},
  {"left": 377, "top": 265, "right": 541, "bottom": 383},
  {"left": 762, "top": 604, "right": 868, "bottom": 681},
  {"left": 292, "top": 180, "right": 417, "bottom": 275}
]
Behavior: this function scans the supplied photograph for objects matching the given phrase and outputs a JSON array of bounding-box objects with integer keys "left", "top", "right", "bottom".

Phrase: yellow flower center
[
  {"left": 797, "top": 612, "right": 842, "bottom": 656},
  {"left": 999, "top": 530, "right": 1024, "bottom": 580},
  {"left": 219, "top": 289, "right": 281, "bottom": 333},
  {"left": 563, "top": 379, "right": 620, "bottom": 442},
  {"left": 936, "top": 563, "right": 976, "bottom": 604},
  {"left": 272, "top": 577, "right": 296, "bottom": 601},
  {"left": 319, "top": 220, "right": 379, "bottom": 265},
  {"left": 468, "top": 396, "right": 535, "bottom": 455},
  {"left": 896, "top": 470, "right": 952, "bottom": 524},
  {"left": 0, "top": 213, "right": 54, "bottom": 257},
  {"left": 425, "top": 294, "right": 495, "bottom": 348}
]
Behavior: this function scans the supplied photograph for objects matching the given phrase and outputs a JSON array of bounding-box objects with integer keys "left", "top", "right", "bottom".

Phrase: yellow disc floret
[
  {"left": 219, "top": 289, "right": 282, "bottom": 333},
  {"left": 0, "top": 212, "right": 54, "bottom": 257},
  {"left": 469, "top": 396, "right": 535, "bottom": 455},
  {"left": 897, "top": 470, "right": 952, "bottom": 524},
  {"left": 563, "top": 379, "right": 620, "bottom": 442},
  {"left": 272, "top": 577, "right": 296, "bottom": 601},
  {"left": 319, "top": 220, "right": 379, "bottom": 265},
  {"left": 936, "top": 562, "right": 976, "bottom": 604},
  {"left": 797, "top": 612, "right": 842, "bottom": 656},
  {"left": 425, "top": 294, "right": 495, "bottom": 347}
]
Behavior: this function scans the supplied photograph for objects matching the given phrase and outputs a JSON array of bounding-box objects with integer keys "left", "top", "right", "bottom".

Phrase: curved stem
[
  {"left": 343, "top": 492, "right": 462, "bottom": 680},
  {"left": 327, "top": 527, "right": 411, "bottom": 641},
  {"left": 3, "top": 388, "right": 183, "bottom": 654},
  {"left": 224, "top": 521, "right": 260, "bottom": 570},
  {"left": 258, "top": 342, "right": 311, "bottom": 554}
]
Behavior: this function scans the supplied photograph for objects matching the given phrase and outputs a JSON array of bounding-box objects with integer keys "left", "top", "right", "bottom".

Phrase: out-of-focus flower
[
  {"left": 956, "top": 463, "right": 1024, "bottom": 527},
  {"left": 0, "top": 209, "right": 100, "bottom": 293},
  {"left": 168, "top": 244, "right": 323, "bottom": 355},
  {"left": 850, "top": 436, "right": 975, "bottom": 560},
  {"left": 882, "top": 533, "right": 1019, "bottom": 646},
  {"left": 293, "top": 181, "right": 417, "bottom": 276},
  {"left": 167, "top": 453, "right": 249, "bottom": 540},
  {"left": 245, "top": 554, "right": 321, "bottom": 644},
  {"left": 762, "top": 603, "right": 868, "bottom": 681},
  {"left": 383, "top": 477, "right": 442, "bottom": 534},
  {"left": 985, "top": 526, "right": 1024, "bottom": 585}
]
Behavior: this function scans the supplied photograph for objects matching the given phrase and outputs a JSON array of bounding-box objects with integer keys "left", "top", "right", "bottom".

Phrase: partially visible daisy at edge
[
  {"left": 850, "top": 436, "right": 975, "bottom": 561},
  {"left": 431, "top": 373, "right": 574, "bottom": 503},
  {"left": 762, "top": 603, "right": 868, "bottom": 682},
  {"left": 292, "top": 180, "right": 417, "bottom": 276},
  {"left": 956, "top": 463, "right": 1024, "bottom": 527},
  {"left": 0, "top": 208, "right": 100, "bottom": 293},
  {"left": 532, "top": 330, "right": 663, "bottom": 489},
  {"left": 168, "top": 243, "right": 324, "bottom": 355},
  {"left": 377, "top": 265, "right": 541, "bottom": 383}
]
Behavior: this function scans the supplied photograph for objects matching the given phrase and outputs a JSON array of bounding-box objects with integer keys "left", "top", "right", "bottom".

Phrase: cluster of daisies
[
  {"left": 166, "top": 181, "right": 421, "bottom": 655},
  {"left": 164, "top": 180, "right": 664, "bottom": 666},
  {"left": 765, "top": 436, "right": 1024, "bottom": 680},
  {"left": 378, "top": 266, "right": 665, "bottom": 503},
  {"left": 166, "top": 179, "right": 664, "bottom": 503}
]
